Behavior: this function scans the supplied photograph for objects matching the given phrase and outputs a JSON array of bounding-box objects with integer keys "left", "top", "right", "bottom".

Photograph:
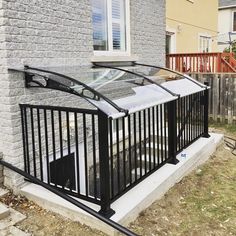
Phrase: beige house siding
[{"left": 166, "top": 0, "right": 219, "bottom": 53}]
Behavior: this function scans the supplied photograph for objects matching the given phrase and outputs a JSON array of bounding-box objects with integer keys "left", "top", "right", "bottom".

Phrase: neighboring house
[
  {"left": 218, "top": 0, "right": 236, "bottom": 51},
  {"left": 0, "top": 1, "right": 166, "bottom": 189},
  {"left": 166, "top": 0, "right": 218, "bottom": 54}
]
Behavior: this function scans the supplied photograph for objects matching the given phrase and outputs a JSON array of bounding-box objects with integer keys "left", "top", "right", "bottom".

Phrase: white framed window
[
  {"left": 232, "top": 11, "right": 236, "bottom": 32},
  {"left": 92, "top": 0, "right": 130, "bottom": 56},
  {"left": 199, "top": 34, "right": 211, "bottom": 53}
]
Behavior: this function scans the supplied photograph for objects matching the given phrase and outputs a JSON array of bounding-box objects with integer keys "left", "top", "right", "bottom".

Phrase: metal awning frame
[{"left": 9, "top": 63, "right": 208, "bottom": 118}]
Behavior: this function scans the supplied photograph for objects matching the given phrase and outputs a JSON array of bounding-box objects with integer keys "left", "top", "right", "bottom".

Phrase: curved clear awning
[{"left": 9, "top": 63, "right": 208, "bottom": 119}]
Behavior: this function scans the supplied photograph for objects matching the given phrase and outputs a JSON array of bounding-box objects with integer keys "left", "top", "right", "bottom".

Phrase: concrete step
[
  {"left": 0, "top": 188, "right": 9, "bottom": 198},
  {"left": 1, "top": 226, "right": 31, "bottom": 236},
  {"left": 0, "top": 207, "right": 26, "bottom": 231},
  {"left": 0, "top": 203, "right": 10, "bottom": 220}
]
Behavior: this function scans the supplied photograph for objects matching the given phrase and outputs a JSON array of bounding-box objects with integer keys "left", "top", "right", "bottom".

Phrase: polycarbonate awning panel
[
  {"left": 162, "top": 78, "right": 205, "bottom": 98},
  {"left": 10, "top": 63, "right": 208, "bottom": 119},
  {"left": 90, "top": 84, "right": 176, "bottom": 119}
]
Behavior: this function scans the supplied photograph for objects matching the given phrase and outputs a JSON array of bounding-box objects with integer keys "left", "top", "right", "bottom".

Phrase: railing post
[
  {"left": 167, "top": 100, "right": 179, "bottom": 165},
  {"left": 203, "top": 82, "right": 210, "bottom": 138},
  {"left": 98, "top": 110, "right": 115, "bottom": 218},
  {"left": 217, "top": 53, "right": 222, "bottom": 72}
]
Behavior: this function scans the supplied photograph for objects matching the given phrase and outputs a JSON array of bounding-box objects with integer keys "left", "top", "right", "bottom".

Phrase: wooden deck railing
[{"left": 166, "top": 52, "right": 236, "bottom": 73}]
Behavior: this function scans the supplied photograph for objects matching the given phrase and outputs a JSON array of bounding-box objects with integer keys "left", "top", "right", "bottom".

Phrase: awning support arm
[
  {"left": 134, "top": 62, "right": 207, "bottom": 89},
  {"left": 9, "top": 67, "right": 128, "bottom": 115},
  {"left": 93, "top": 63, "right": 180, "bottom": 98}
]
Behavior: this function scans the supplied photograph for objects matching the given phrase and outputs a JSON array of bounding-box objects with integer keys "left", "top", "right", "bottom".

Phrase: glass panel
[
  {"left": 234, "top": 12, "right": 236, "bottom": 32},
  {"left": 166, "top": 34, "right": 171, "bottom": 54},
  {"left": 92, "top": 0, "right": 108, "bottom": 51},
  {"left": 199, "top": 36, "right": 210, "bottom": 53},
  {"left": 112, "top": 0, "right": 126, "bottom": 51},
  {"left": 131, "top": 65, "right": 184, "bottom": 83}
]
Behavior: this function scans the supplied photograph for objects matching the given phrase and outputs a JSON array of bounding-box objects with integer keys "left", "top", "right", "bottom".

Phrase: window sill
[{"left": 91, "top": 55, "right": 139, "bottom": 63}]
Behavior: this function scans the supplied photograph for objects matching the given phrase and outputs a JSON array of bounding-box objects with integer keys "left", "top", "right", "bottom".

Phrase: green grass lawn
[{"left": 129, "top": 126, "right": 236, "bottom": 236}]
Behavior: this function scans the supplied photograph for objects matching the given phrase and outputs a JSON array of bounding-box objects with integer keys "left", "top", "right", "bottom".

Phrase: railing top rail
[
  {"left": 19, "top": 103, "right": 99, "bottom": 115},
  {"left": 167, "top": 52, "right": 232, "bottom": 56}
]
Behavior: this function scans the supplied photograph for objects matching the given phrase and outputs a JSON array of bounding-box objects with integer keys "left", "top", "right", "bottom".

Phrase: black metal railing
[
  {"left": 176, "top": 90, "right": 206, "bottom": 152},
  {"left": 20, "top": 88, "right": 209, "bottom": 217},
  {"left": 20, "top": 104, "right": 101, "bottom": 205}
]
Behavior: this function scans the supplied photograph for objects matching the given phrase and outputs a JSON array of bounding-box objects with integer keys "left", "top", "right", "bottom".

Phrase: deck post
[
  {"left": 203, "top": 82, "right": 210, "bottom": 138},
  {"left": 167, "top": 100, "right": 179, "bottom": 165},
  {"left": 98, "top": 110, "right": 115, "bottom": 218}
]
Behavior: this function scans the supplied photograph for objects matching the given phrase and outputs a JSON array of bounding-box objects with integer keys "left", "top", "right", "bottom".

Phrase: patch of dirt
[
  {"left": 128, "top": 128, "right": 236, "bottom": 236},
  {"left": 0, "top": 192, "right": 107, "bottom": 236}
]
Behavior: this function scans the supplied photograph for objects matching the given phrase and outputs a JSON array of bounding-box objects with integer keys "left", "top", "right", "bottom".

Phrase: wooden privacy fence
[{"left": 189, "top": 73, "right": 236, "bottom": 124}]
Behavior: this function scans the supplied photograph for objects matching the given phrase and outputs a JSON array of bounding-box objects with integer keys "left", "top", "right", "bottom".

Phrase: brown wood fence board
[{"left": 188, "top": 73, "right": 236, "bottom": 124}]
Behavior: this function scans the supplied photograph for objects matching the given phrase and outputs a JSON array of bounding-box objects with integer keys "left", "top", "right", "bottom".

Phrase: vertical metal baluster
[
  {"left": 74, "top": 112, "right": 80, "bottom": 195},
  {"left": 66, "top": 111, "right": 71, "bottom": 154},
  {"left": 180, "top": 98, "right": 182, "bottom": 150},
  {"left": 30, "top": 108, "right": 36, "bottom": 177},
  {"left": 51, "top": 109, "right": 57, "bottom": 188},
  {"left": 184, "top": 97, "right": 186, "bottom": 147},
  {"left": 199, "top": 92, "right": 201, "bottom": 137},
  {"left": 190, "top": 95, "right": 193, "bottom": 142},
  {"left": 109, "top": 119, "right": 114, "bottom": 198},
  {"left": 156, "top": 105, "right": 160, "bottom": 166},
  {"left": 193, "top": 95, "right": 195, "bottom": 140},
  {"left": 152, "top": 107, "right": 156, "bottom": 168},
  {"left": 160, "top": 105, "right": 164, "bottom": 163},
  {"left": 133, "top": 113, "right": 137, "bottom": 180},
  {"left": 83, "top": 113, "right": 88, "bottom": 197},
  {"left": 181, "top": 97, "right": 184, "bottom": 149},
  {"left": 164, "top": 104, "right": 167, "bottom": 161},
  {"left": 37, "top": 109, "right": 43, "bottom": 181},
  {"left": 198, "top": 92, "right": 201, "bottom": 137},
  {"left": 20, "top": 106, "right": 27, "bottom": 173},
  {"left": 148, "top": 109, "right": 151, "bottom": 171},
  {"left": 194, "top": 94, "right": 196, "bottom": 139},
  {"left": 177, "top": 99, "right": 180, "bottom": 152},
  {"left": 116, "top": 119, "right": 120, "bottom": 193},
  {"left": 195, "top": 94, "right": 198, "bottom": 139},
  {"left": 122, "top": 117, "right": 126, "bottom": 189},
  {"left": 196, "top": 94, "right": 198, "bottom": 139},
  {"left": 143, "top": 110, "right": 147, "bottom": 174},
  {"left": 138, "top": 111, "right": 142, "bottom": 176},
  {"left": 24, "top": 107, "right": 30, "bottom": 174},
  {"left": 182, "top": 98, "right": 184, "bottom": 149},
  {"left": 58, "top": 111, "right": 63, "bottom": 159},
  {"left": 44, "top": 109, "right": 50, "bottom": 184},
  {"left": 203, "top": 91, "right": 205, "bottom": 134},
  {"left": 92, "top": 114, "right": 97, "bottom": 199},
  {"left": 188, "top": 96, "right": 190, "bottom": 145},
  {"left": 128, "top": 115, "right": 132, "bottom": 184}
]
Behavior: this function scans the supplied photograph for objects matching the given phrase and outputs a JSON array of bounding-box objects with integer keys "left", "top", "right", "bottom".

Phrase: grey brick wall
[
  {"left": 130, "top": 0, "right": 166, "bottom": 66},
  {"left": 0, "top": 0, "right": 165, "bottom": 188}
]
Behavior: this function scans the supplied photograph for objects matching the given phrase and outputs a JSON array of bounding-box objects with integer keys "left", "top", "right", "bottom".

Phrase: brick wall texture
[{"left": 0, "top": 0, "right": 165, "bottom": 188}]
